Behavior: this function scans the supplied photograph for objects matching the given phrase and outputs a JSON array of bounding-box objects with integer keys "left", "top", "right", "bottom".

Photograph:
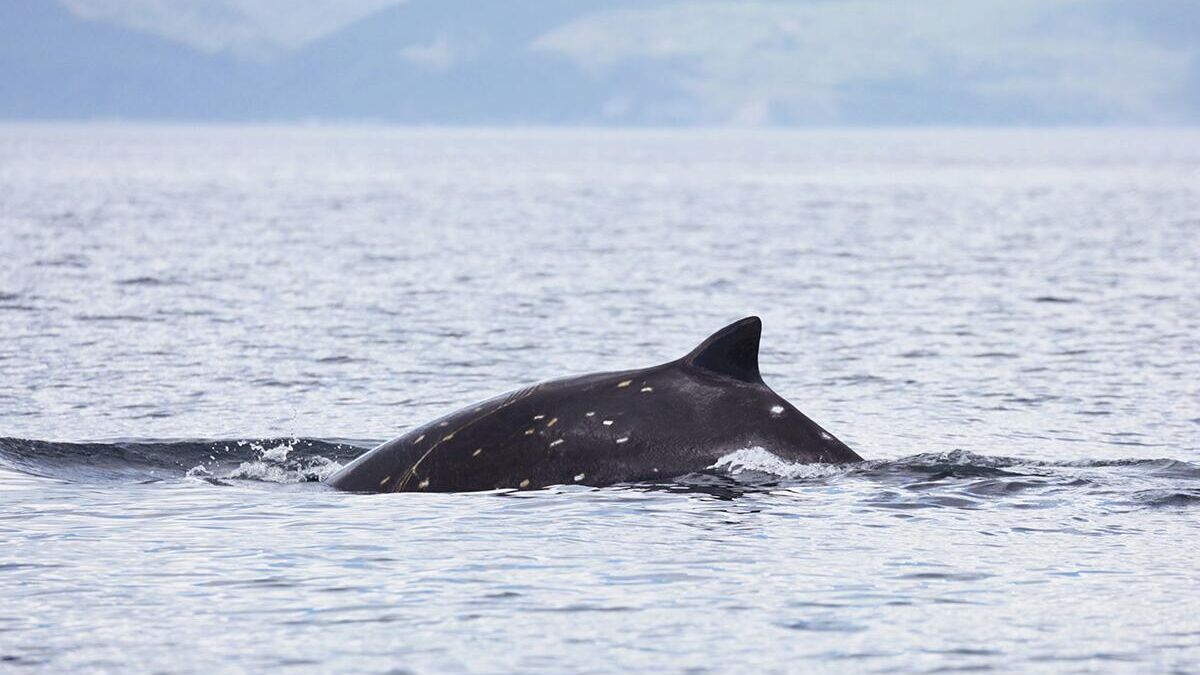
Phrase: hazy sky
[{"left": 5, "top": 0, "right": 1198, "bottom": 124}]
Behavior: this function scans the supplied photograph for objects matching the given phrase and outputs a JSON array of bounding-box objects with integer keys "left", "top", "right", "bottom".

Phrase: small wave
[
  {"left": 708, "top": 448, "right": 1029, "bottom": 483},
  {"left": 1131, "top": 489, "right": 1200, "bottom": 508},
  {"left": 0, "top": 436, "right": 367, "bottom": 484},
  {"left": 702, "top": 447, "right": 1200, "bottom": 510},
  {"left": 74, "top": 313, "right": 165, "bottom": 323},
  {"left": 314, "top": 355, "right": 370, "bottom": 365},
  {"left": 867, "top": 450, "right": 1200, "bottom": 476},
  {"left": 115, "top": 276, "right": 180, "bottom": 287}
]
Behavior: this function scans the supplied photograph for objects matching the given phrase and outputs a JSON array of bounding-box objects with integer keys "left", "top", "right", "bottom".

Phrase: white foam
[
  {"left": 258, "top": 443, "right": 291, "bottom": 462},
  {"left": 185, "top": 465, "right": 213, "bottom": 479},
  {"left": 709, "top": 446, "right": 846, "bottom": 480},
  {"left": 227, "top": 454, "right": 344, "bottom": 483},
  {"left": 228, "top": 460, "right": 292, "bottom": 483},
  {"left": 200, "top": 439, "right": 345, "bottom": 484}
]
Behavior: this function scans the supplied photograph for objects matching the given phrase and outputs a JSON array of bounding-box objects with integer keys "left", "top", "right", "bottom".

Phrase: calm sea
[{"left": 1, "top": 125, "right": 1198, "bottom": 673}]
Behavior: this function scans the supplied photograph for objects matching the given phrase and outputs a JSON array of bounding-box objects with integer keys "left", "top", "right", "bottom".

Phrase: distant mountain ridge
[
  {"left": 2, "top": 0, "right": 1197, "bottom": 125},
  {"left": 1, "top": 0, "right": 646, "bottom": 123}
]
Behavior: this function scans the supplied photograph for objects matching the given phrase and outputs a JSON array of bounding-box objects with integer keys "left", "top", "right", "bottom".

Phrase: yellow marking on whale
[
  {"left": 396, "top": 383, "right": 543, "bottom": 491},
  {"left": 617, "top": 380, "right": 632, "bottom": 388}
]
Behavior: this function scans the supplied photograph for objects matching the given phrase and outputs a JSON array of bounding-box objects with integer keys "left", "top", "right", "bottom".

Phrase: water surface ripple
[{"left": 1, "top": 126, "right": 1198, "bottom": 672}]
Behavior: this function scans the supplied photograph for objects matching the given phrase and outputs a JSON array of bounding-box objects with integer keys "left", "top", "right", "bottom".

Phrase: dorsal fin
[{"left": 681, "top": 316, "right": 762, "bottom": 383}]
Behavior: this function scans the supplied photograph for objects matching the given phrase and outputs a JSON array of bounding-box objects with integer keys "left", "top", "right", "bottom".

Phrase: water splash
[
  {"left": 709, "top": 447, "right": 849, "bottom": 480},
  {"left": 221, "top": 439, "right": 345, "bottom": 483}
]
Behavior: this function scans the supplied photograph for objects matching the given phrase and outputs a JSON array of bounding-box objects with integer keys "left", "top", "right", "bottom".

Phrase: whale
[{"left": 325, "top": 316, "right": 861, "bottom": 493}]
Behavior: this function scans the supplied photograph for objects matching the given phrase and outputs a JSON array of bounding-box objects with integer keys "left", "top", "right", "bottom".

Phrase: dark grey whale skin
[{"left": 325, "top": 317, "right": 861, "bottom": 493}]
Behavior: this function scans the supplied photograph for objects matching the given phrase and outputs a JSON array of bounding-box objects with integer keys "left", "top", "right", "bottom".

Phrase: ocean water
[{"left": 1, "top": 125, "right": 1199, "bottom": 673}]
